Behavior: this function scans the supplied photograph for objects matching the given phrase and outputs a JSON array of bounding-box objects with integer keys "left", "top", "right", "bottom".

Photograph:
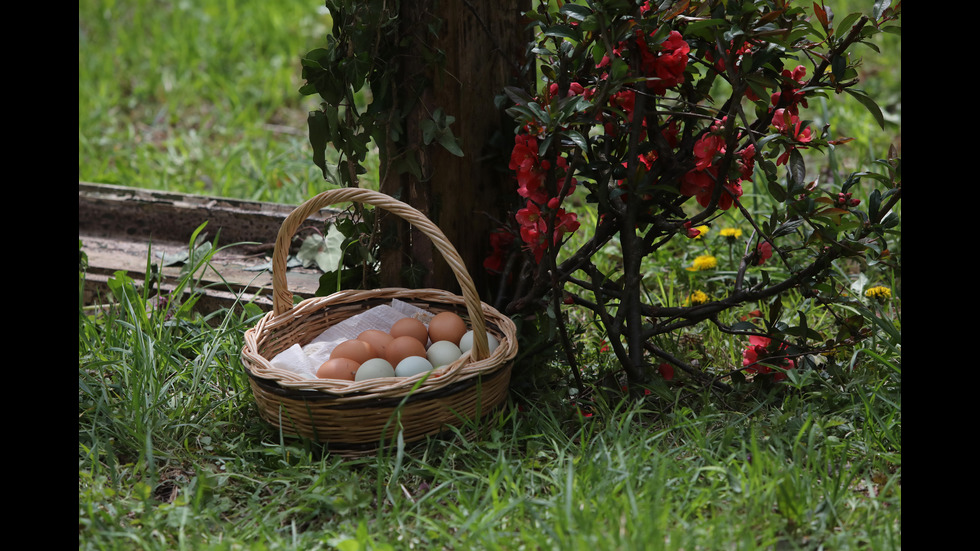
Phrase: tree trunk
[{"left": 377, "top": 0, "right": 531, "bottom": 295}]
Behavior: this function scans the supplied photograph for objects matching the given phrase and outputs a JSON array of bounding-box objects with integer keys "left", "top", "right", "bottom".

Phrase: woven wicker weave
[{"left": 241, "top": 188, "right": 517, "bottom": 453}]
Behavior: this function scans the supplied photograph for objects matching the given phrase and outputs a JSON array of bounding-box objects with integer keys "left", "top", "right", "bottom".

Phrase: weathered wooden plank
[{"left": 79, "top": 182, "right": 340, "bottom": 314}]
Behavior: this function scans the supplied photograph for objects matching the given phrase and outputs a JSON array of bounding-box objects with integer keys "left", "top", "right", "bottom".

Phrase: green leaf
[
  {"left": 786, "top": 148, "right": 806, "bottom": 193},
  {"left": 420, "top": 108, "right": 464, "bottom": 157},
  {"left": 316, "top": 266, "right": 370, "bottom": 295},
  {"left": 178, "top": 240, "right": 212, "bottom": 280},
  {"left": 106, "top": 270, "right": 137, "bottom": 303},
  {"left": 564, "top": 130, "right": 589, "bottom": 153},
  {"left": 438, "top": 130, "right": 464, "bottom": 157},
  {"left": 772, "top": 217, "right": 803, "bottom": 237},
  {"left": 682, "top": 18, "right": 729, "bottom": 39},
  {"left": 836, "top": 12, "right": 863, "bottom": 36},
  {"left": 731, "top": 321, "right": 762, "bottom": 332},
  {"left": 769, "top": 296, "right": 783, "bottom": 328},
  {"left": 784, "top": 311, "right": 822, "bottom": 341},
  {"left": 308, "top": 110, "right": 331, "bottom": 180},
  {"left": 421, "top": 118, "right": 436, "bottom": 145},
  {"left": 503, "top": 86, "right": 534, "bottom": 107},
  {"left": 559, "top": 3, "right": 593, "bottom": 21},
  {"left": 543, "top": 23, "right": 582, "bottom": 41},
  {"left": 844, "top": 88, "right": 886, "bottom": 129},
  {"left": 300, "top": 46, "right": 344, "bottom": 104},
  {"left": 767, "top": 178, "right": 787, "bottom": 203},
  {"left": 873, "top": 0, "right": 894, "bottom": 20},
  {"left": 296, "top": 225, "right": 346, "bottom": 272},
  {"left": 156, "top": 249, "right": 189, "bottom": 267},
  {"left": 391, "top": 152, "right": 423, "bottom": 180}
]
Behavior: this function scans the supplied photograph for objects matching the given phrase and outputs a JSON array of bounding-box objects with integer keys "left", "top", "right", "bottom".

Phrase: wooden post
[{"left": 378, "top": 0, "right": 531, "bottom": 295}]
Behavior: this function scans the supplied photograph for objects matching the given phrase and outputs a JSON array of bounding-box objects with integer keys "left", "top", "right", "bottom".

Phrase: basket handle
[{"left": 271, "top": 187, "right": 491, "bottom": 361}]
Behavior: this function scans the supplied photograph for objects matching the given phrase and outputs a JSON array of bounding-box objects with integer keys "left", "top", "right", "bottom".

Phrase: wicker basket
[{"left": 241, "top": 188, "right": 518, "bottom": 454}]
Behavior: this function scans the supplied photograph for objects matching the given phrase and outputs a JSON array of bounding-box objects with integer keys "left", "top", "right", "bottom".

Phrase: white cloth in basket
[
  {"left": 271, "top": 300, "right": 435, "bottom": 379},
  {"left": 270, "top": 343, "right": 317, "bottom": 378}
]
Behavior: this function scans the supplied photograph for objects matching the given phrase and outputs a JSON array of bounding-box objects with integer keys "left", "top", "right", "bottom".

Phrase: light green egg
[
  {"left": 395, "top": 355, "right": 434, "bottom": 377},
  {"left": 354, "top": 358, "right": 395, "bottom": 381},
  {"left": 459, "top": 330, "right": 499, "bottom": 355},
  {"left": 427, "top": 340, "right": 463, "bottom": 367}
]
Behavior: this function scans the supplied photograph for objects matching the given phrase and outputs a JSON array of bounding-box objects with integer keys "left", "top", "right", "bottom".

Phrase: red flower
[
  {"left": 742, "top": 335, "right": 795, "bottom": 381},
  {"left": 706, "top": 39, "right": 754, "bottom": 73},
  {"left": 756, "top": 241, "right": 773, "bottom": 265},
  {"left": 509, "top": 131, "right": 578, "bottom": 204},
  {"left": 515, "top": 200, "right": 580, "bottom": 263},
  {"left": 740, "top": 309, "right": 763, "bottom": 321},
  {"left": 772, "top": 65, "right": 809, "bottom": 115},
  {"left": 604, "top": 89, "right": 641, "bottom": 137},
  {"left": 636, "top": 29, "right": 690, "bottom": 95},
  {"left": 771, "top": 109, "right": 812, "bottom": 166},
  {"left": 595, "top": 42, "right": 625, "bottom": 71},
  {"left": 658, "top": 363, "right": 675, "bottom": 381},
  {"left": 682, "top": 221, "right": 701, "bottom": 239},
  {"left": 516, "top": 200, "right": 542, "bottom": 226},
  {"left": 483, "top": 228, "right": 515, "bottom": 274},
  {"left": 737, "top": 144, "right": 756, "bottom": 181},
  {"left": 772, "top": 109, "right": 812, "bottom": 144},
  {"left": 835, "top": 192, "right": 861, "bottom": 208},
  {"left": 548, "top": 81, "right": 586, "bottom": 99},
  {"left": 693, "top": 133, "right": 725, "bottom": 171},
  {"left": 638, "top": 149, "right": 658, "bottom": 171},
  {"left": 509, "top": 134, "right": 552, "bottom": 204},
  {"left": 680, "top": 166, "right": 743, "bottom": 210},
  {"left": 554, "top": 208, "right": 580, "bottom": 235}
]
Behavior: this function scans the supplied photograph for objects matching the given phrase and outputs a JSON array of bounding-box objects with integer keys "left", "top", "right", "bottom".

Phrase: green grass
[
  {"left": 79, "top": 1, "right": 900, "bottom": 549},
  {"left": 80, "top": 239, "right": 901, "bottom": 549},
  {"left": 78, "top": 0, "right": 333, "bottom": 203},
  {"left": 80, "top": 270, "right": 901, "bottom": 549}
]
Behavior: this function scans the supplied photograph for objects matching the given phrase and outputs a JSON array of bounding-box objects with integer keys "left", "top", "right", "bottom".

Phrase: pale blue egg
[
  {"left": 427, "top": 340, "right": 463, "bottom": 367},
  {"left": 395, "top": 356, "right": 434, "bottom": 377},
  {"left": 354, "top": 358, "right": 395, "bottom": 381},
  {"left": 459, "top": 330, "right": 499, "bottom": 355}
]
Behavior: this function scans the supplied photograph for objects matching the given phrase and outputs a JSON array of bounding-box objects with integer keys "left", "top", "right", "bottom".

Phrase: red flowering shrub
[{"left": 483, "top": 0, "right": 901, "bottom": 392}]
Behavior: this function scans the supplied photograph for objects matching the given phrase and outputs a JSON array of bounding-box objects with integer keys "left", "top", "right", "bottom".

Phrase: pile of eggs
[{"left": 316, "top": 311, "right": 500, "bottom": 381}]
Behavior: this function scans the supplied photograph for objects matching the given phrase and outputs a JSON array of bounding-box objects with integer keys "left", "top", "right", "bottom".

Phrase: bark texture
[{"left": 378, "top": 0, "right": 531, "bottom": 295}]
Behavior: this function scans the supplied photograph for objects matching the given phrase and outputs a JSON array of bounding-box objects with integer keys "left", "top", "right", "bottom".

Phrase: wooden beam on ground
[{"left": 79, "top": 182, "right": 341, "bottom": 316}]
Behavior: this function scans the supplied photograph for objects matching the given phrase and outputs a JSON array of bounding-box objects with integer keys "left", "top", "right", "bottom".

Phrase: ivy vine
[{"left": 300, "top": 0, "right": 463, "bottom": 189}]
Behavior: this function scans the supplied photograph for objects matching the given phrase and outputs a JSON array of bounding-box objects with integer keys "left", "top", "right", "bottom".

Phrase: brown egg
[
  {"left": 357, "top": 329, "right": 394, "bottom": 359},
  {"left": 390, "top": 317, "right": 429, "bottom": 346},
  {"left": 317, "top": 357, "right": 360, "bottom": 380},
  {"left": 428, "top": 311, "right": 467, "bottom": 346},
  {"left": 330, "top": 339, "right": 380, "bottom": 365},
  {"left": 386, "top": 335, "right": 427, "bottom": 367}
]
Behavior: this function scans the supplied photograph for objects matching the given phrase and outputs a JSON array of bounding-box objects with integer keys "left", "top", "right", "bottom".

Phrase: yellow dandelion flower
[
  {"left": 688, "top": 290, "right": 709, "bottom": 305},
  {"left": 692, "top": 225, "right": 709, "bottom": 239},
  {"left": 687, "top": 255, "right": 718, "bottom": 271},
  {"left": 864, "top": 286, "right": 892, "bottom": 301},
  {"left": 720, "top": 228, "right": 742, "bottom": 240}
]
